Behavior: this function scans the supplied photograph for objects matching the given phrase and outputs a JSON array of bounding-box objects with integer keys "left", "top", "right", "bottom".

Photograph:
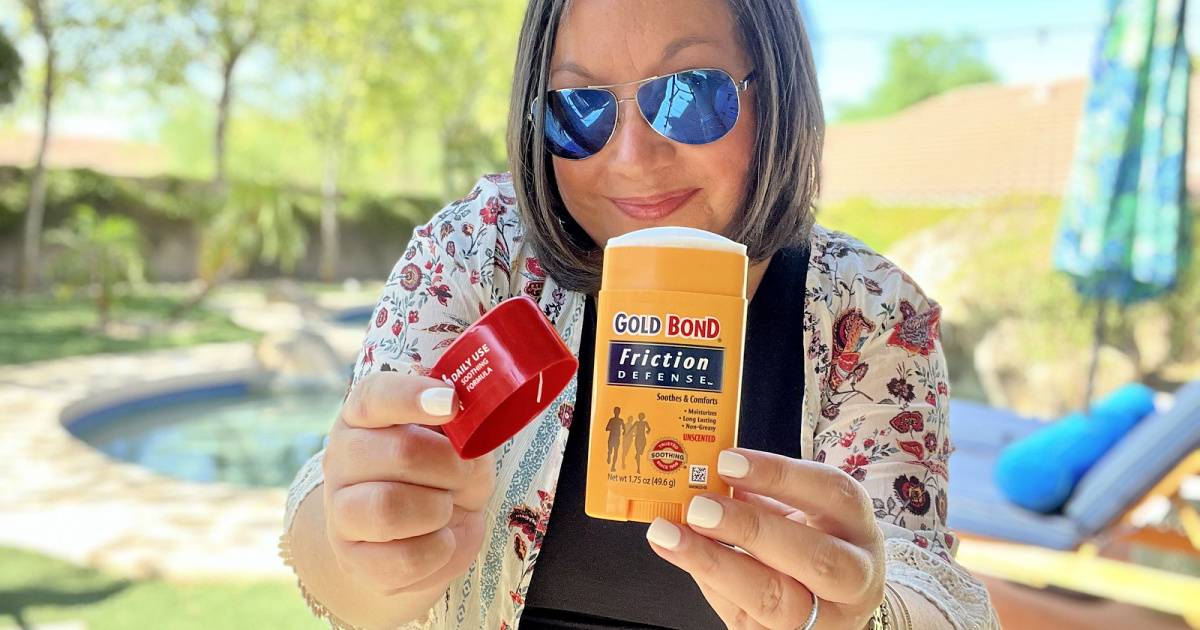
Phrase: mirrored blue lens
[
  {"left": 637, "top": 69, "right": 739, "bottom": 145},
  {"left": 541, "top": 89, "right": 617, "bottom": 160}
]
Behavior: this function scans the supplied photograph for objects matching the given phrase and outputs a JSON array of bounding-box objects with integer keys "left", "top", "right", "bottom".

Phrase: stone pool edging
[{"left": 0, "top": 343, "right": 302, "bottom": 582}]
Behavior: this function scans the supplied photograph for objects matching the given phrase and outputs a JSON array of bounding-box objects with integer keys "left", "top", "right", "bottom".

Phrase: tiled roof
[
  {"left": 0, "top": 132, "right": 167, "bottom": 177},
  {"left": 821, "top": 76, "right": 1200, "bottom": 204}
]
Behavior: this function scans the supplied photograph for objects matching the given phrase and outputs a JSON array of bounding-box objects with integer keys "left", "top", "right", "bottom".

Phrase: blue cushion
[
  {"left": 1066, "top": 380, "right": 1200, "bottom": 536},
  {"left": 948, "top": 448, "right": 1084, "bottom": 550},
  {"left": 993, "top": 384, "right": 1157, "bottom": 513}
]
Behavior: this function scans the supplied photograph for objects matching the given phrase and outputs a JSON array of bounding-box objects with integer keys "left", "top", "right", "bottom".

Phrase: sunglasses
[{"left": 530, "top": 67, "right": 756, "bottom": 160}]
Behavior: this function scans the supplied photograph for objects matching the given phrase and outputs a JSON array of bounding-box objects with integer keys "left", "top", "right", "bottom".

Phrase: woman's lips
[{"left": 608, "top": 189, "right": 699, "bottom": 221}]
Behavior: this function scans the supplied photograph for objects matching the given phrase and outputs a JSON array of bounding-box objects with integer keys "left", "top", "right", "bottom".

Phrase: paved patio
[
  {"left": 0, "top": 343, "right": 298, "bottom": 581},
  {"left": 0, "top": 288, "right": 373, "bottom": 583}
]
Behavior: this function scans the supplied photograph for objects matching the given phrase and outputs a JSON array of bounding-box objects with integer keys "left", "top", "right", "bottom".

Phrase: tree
[
  {"left": 394, "top": 0, "right": 524, "bottom": 199},
  {"left": 14, "top": 0, "right": 126, "bottom": 293},
  {"left": 838, "top": 33, "right": 999, "bottom": 122},
  {"left": 137, "top": 0, "right": 280, "bottom": 190},
  {"left": 44, "top": 205, "right": 146, "bottom": 327},
  {"left": 275, "top": 0, "right": 413, "bottom": 282},
  {"left": 270, "top": 0, "right": 521, "bottom": 280},
  {"left": 0, "top": 27, "right": 21, "bottom": 106}
]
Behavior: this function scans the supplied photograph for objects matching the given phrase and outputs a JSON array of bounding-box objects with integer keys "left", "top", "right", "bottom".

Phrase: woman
[{"left": 282, "top": 0, "right": 1002, "bottom": 629}]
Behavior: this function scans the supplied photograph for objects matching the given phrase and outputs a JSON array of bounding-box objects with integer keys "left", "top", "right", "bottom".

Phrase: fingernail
[
  {"left": 420, "top": 387, "right": 456, "bottom": 416},
  {"left": 687, "top": 496, "right": 725, "bottom": 529},
  {"left": 718, "top": 450, "right": 750, "bottom": 478},
  {"left": 646, "top": 518, "right": 681, "bottom": 550}
]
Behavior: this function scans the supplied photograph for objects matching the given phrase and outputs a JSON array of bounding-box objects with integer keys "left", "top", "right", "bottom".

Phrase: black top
[{"left": 520, "top": 246, "right": 811, "bottom": 630}]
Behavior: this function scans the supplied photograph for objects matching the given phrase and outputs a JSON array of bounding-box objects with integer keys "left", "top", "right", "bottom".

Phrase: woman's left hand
[{"left": 646, "top": 448, "right": 886, "bottom": 630}]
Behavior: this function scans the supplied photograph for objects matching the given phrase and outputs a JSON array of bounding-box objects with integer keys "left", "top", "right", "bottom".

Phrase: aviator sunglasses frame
[{"left": 528, "top": 67, "right": 758, "bottom": 160}]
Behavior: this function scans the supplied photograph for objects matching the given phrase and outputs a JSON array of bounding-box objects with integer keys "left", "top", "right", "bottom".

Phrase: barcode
[{"left": 689, "top": 465, "right": 708, "bottom": 486}]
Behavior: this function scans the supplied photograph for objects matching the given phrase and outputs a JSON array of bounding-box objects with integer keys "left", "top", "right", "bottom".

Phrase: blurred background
[{"left": 0, "top": 0, "right": 1198, "bottom": 628}]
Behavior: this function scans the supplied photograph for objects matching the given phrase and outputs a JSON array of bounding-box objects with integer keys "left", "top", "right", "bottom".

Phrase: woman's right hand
[{"left": 322, "top": 371, "right": 496, "bottom": 596}]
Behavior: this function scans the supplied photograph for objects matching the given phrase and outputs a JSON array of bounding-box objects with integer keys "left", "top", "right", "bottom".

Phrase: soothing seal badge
[{"left": 649, "top": 438, "right": 686, "bottom": 473}]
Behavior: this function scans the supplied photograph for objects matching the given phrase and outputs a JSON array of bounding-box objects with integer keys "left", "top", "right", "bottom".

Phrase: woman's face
[{"left": 549, "top": 0, "right": 757, "bottom": 248}]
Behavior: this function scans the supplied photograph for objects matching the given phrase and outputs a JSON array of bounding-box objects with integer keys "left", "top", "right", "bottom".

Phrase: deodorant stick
[{"left": 585, "top": 227, "right": 748, "bottom": 524}]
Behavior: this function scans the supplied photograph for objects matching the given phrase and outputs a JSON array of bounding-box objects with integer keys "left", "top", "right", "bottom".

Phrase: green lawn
[
  {"left": 815, "top": 197, "right": 962, "bottom": 254},
  {"left": 0, "top": 294, "right": 258, "bottom": 366},
  {"left": 0, "top": 546, "right": 324, "bottom": 630}
]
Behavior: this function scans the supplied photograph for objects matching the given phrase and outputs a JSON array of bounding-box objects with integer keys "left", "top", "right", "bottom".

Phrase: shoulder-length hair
[{"left": 506, "top": 0, "right": 823, "bottom": 294}]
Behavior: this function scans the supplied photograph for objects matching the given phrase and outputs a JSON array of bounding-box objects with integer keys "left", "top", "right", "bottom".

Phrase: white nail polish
[
  {"left": 646, "top": 518, "right": 681, "bottom": 550},
  {"left": 687, "top": 496, "right": 725, "bottom": 529},
  {"left": 718, "top": 450, "right": 750, "bottom": 478},
  {"left": 420, "top": 387, "right": 456, "bottom": 416}
]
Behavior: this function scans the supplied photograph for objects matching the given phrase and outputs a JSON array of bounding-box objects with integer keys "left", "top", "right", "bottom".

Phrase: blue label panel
[{"left": 606, "top": 341, "right": 724, "bottom": 392}]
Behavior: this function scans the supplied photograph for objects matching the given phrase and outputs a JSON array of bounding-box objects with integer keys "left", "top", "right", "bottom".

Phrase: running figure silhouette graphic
[
  {"left": 605, "top": 407, "right": 625, "bottom": 472},
  {"left": 625, "top": 413, "right": 651, "bottom": 474}
]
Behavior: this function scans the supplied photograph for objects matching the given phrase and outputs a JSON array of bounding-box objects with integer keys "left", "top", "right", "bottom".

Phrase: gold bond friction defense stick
[{"left": 586, "top": 227, "right": 748, "bottom": 524}]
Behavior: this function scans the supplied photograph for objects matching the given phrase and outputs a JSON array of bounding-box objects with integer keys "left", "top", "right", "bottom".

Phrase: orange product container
[{"left": 585, "top": 227, "right": 748, "bottom": 524}]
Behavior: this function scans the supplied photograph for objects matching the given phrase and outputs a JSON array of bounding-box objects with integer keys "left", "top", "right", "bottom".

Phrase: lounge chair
[{"left": 947, "top": 380, "right": 1200, "bottom": 627}]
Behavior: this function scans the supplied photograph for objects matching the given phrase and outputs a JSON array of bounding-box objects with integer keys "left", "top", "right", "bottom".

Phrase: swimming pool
[{"left": 69, "top": 386, "right": 342, "bottom": 488}]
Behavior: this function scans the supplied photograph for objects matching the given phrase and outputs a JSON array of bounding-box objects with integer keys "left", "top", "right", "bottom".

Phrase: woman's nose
[{"left": 604, "top": 97, "right": 674, "bottom": 175}]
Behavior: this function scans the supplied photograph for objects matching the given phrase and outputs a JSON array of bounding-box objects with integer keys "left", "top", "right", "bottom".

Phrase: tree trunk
[
  {"left": 315, "top": 96, "right": 351, "bottom": 284},
  {"left": 17, "top": 0, "right": 53, "bottom": 294},
  {"left": 213, "top": 55, "right": 237, "bottom": 191},
  {"left": 169, "top": 270, "right": 226, "bottom": 320},
  {"left": 319, "top": 150, "right": 341, "bottom": 283},
  {"left": 97, "top": 264, "right": 110, "bottom": 330},
  {"left": 440, "top": 126, "right": 455, "bottom": 202}
]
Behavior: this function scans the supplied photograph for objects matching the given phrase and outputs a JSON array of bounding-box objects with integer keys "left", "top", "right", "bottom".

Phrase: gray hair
[{"left": 506, "top": 0, "right": 823, "bottom": 294}]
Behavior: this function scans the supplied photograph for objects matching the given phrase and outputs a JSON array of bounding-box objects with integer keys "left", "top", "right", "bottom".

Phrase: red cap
[{"left": 431, "top": 296, "right": 578, "bottom": 459}]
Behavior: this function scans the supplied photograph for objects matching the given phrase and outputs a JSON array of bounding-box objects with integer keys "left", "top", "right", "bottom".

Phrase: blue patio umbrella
[{"left": 1054, "top": 0, "right": 1192, "bottom": 407}]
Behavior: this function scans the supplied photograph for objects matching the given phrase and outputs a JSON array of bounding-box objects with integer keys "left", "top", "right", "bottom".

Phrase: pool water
[{"left": 73, "top": 389, "right": 344, "bottom": 488}]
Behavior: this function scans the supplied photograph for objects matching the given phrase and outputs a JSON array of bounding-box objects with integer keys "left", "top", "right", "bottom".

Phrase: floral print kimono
[{"left": 281, "top": 173, "right": 1000, "bottom": 630}]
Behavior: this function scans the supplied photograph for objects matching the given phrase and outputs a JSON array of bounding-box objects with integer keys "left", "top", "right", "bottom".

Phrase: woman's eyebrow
[
  {"left": 550, "top": 36, "right": 718, "bottom": 81},
  {"left": 551, "top": 61, "right": 597, "bottom": 81},
  {"left": 660, "top": 36, "right": 715, "bottom": 64}
]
